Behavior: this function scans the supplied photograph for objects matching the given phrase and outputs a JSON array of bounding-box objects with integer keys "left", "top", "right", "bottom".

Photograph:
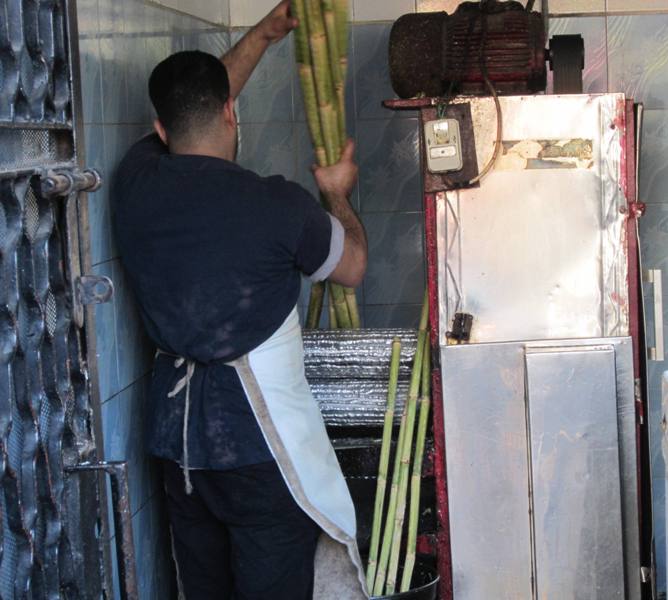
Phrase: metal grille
[
  {"left": 0, "top": 176, "right": 100, "bottom": 598},
  {"left": 0, "top": 129, "right": 72, "bottom": 173},
  {"left": 0, "top": 0, "right": 71, "bottom": 124},
  {"left": 0, "top": 0, "right": 106, "bottom": 597}
]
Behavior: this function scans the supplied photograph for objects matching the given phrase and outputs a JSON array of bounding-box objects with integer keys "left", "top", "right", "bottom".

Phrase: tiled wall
[{"left": 76, "top": 0, "right": 229, "bottom": 597}]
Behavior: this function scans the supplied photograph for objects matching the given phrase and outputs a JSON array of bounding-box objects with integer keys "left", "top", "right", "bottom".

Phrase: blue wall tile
[
  {"left": 99, "top": 35, "right": 130, "bottom": 124},
  {"left": 125, "top": 36, "right": 151, "bottom": 125},
  {"left": 357, "top": 118, "right": 421, "bottom": 213},
  {"left": 112, "top": 261, "right": 154, "bottom": 391},
  {"left": 640, "top": 110, "right": 668, "bottom": 204},
  {"left": 77, "top": 0, "right": 99, "bottom": 36},
  {"left": 364, "top": 303, "right": 423, "bottom": 329},
  {"left": 132, "top": 494, "right": 177, "bottom": 600},
  {"left": 234, "top": 30, "right": 294, "bottom": 124},
  {"left": 101, "top": 383, "right": 154, "bottom": 515},
  {"left": 608, "top": 15, "right": 668, "bottom": 108},
  {"left": 84, "top": 124, "right": 112, "bottom": 266},
  {"left": 79, "top": 37, "right": 103, "bottom": 125},
  {"left": 187, "top": 29, "right": 231, "bottom": 57},
  {"left": 237, "top": 122, "right": 297, "bottom": 178},
  {"left": 97, "top": 0, "right": 123, "bottom": 34},
  {"left": 352, "top": 23, "right": 404, "bottom": 121},
  {"left": 362, "top": 212, "right": 425, "bottom": 306}
]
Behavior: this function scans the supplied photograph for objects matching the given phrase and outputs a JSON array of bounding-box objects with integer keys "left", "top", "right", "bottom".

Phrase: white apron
[{"left": 227, "top": 307, "right": 368, "bottom": 599}]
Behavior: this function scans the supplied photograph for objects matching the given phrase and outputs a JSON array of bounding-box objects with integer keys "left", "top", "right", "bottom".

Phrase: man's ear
[
  {"left": 222, "top": 96, "right": 237, "bottom": 129},
  {"left": 153, "top": 119, "right": 168, "bottom": 145}
]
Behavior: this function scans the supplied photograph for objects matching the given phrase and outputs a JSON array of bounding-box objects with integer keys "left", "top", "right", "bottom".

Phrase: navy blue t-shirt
[{"left": 113, "top": 134, "right": 334, "bottom": 470}]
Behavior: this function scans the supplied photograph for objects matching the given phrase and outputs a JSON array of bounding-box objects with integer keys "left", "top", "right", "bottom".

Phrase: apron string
[{"left": 158, "top": 350, "right": 196, "bottom": 495}]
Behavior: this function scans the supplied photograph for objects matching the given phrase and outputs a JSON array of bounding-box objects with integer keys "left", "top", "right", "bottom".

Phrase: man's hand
[
  {"left": 312, "top": 139, "right": 358, "bottom": 200},
  {"left": 256, "top": 1, "right": 299, "bottom": 45},
  {"left": 313, "top": 139, "right": 367, "bottom": 289}
]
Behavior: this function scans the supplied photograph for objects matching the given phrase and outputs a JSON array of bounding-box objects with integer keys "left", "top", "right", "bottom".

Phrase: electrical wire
[
  {"left": 435, "top": 1, "right": 503, "bottom": 187},
  {"left": 467, "top": 2, "right": 503, "bottom": 185}
]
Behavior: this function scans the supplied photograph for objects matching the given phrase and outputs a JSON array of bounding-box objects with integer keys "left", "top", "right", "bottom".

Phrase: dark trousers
[{"left": 162, "top": 459, "right": 321, "bottom": 600}]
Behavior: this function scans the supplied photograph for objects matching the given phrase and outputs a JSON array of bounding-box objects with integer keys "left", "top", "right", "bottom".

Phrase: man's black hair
[{"left": 149, "top": 51, "right": 230, "bottom": 143}]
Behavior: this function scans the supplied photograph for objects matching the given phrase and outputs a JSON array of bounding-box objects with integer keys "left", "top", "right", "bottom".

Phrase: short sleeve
[{"left": 291, "top": 188, "right": 343, "bottom": 280}]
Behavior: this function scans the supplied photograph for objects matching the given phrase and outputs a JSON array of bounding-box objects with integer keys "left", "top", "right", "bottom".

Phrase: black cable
[{"left": 468, "top": 1, "right": 503, "bottom": 184}]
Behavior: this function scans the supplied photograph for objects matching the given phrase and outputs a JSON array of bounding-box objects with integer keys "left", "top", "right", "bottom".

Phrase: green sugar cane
[
  {"left": 400, "top": 336, "right": 431, "bottom": 592},
  {"left": 384, "top": 296, "right": 429, "bottom": 594},
  {"left": 367, "top": 338, "right": 402, "bottom": 590}
]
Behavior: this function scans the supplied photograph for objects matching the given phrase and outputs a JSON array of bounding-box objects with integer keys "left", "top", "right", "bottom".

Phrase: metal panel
[
  {"left": 441, "top": 337, "right": 640, "bottom": 600},
  {"left": 441, "top": 342, "right": 534, "bottom": 599},
  {"left": 437, "top": 94, "right": 629, "bottom": 346},
  {"left": 525, "top": 345, "right": 625, "bottom": 599},
  {"left": 304, "top": 329, "right": 418, "bottom": 427}
]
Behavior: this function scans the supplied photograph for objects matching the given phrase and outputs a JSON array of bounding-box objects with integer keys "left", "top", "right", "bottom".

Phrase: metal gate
[{"left": 0, "top": 0, "right": 120, "bottom": 597}]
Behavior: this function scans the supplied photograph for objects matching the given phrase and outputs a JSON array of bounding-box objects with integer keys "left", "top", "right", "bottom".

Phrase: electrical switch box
[{"left": 424, "top": 118, "right": 463, "bottom": 173}]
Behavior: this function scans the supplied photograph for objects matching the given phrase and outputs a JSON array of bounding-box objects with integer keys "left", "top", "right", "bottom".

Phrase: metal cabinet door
[{"left": 441, "top": 338, "right": 640, "bottom": 600}]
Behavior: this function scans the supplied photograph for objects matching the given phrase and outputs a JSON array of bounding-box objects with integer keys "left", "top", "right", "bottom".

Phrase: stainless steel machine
[{"left": 385, "top": 92, "right": 652, "bottom": 599}]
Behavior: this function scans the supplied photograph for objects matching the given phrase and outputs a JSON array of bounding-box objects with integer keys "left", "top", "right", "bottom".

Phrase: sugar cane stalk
[
  {"left": 305, "top": 0, "right": 340, "bottom": 165},
  {"left": 344, "top": 287, "right": 361, "bottom": 328},
  {"left": 292, "top": 0, "right": 327, "bottom": 167},
  {"left": 328, "top": 283, "right": 338, "bottom": 329},
  {"left": 374, "top": 294, "right": 429, "bottom": 595},
  {"left": 384, "top": 294, "right": 430, "bottom": 595},
  {"left": 296, "top": 0, "right": 357, "bottom": 328},
  {"left": 334, "top": 0, "right": 348, "bottom": 120},
  {"left": 400, "top": 336, "right": 431, "bottom": 593},
  {"left": 323, "top": 0, "right": 346, "bottom": 143},
  {"left": 329, "top": 280, "right": 352, "bottom": 328},
  {"left": 306, "top": 281, "right": 325, "bottom": 329},
  {"left": 366, "top": 338, "right": 402, "bottom": 590},
  {"left": 373, "top": 383, "right": 409, "bottom": 596}
]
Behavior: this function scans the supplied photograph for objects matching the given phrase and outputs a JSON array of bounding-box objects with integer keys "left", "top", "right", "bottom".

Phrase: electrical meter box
[{"left": 424, "top": 118, "right": 463, "bottom": 173}]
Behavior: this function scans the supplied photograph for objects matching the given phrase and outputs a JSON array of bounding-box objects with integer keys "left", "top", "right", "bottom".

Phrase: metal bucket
[{"left": 370, "top": 565, "right": 439, "bottom": 600}]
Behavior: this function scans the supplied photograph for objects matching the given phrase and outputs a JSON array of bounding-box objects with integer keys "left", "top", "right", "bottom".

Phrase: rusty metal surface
[
  {"left": 389, "top": 2, "right": 547, "bottom": 99},
  {"left": 0, "top": 0, "right": 111, "bottom": 597},
  {"left": 68, "top": 462, "right": 138, "bottom": 600}
]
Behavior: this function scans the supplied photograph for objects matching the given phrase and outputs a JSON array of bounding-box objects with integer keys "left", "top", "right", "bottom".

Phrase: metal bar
[
  {"left": 64, "top": 0, "right": 114, "bottom": 593},
  {"left": 41, "top": 168, "right": 102, "bottom": 198},
  {"left": 67, "top": 462, "right": 139, "bottom": 600},
  {"left": 424, "top": 185, "right": 453, "bottom": 600},
  {"left": 643, "top": 269, "right": 664, "bottom": 361}
]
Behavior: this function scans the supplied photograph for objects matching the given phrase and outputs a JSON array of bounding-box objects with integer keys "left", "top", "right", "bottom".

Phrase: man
[{"left": 112, "top": 2, "right": 368, "bottom": 599}]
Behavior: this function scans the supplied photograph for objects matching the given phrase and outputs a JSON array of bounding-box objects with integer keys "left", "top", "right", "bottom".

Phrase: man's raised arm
[{"left": 221, "top": 1, "right": 298, "bottom": 100}]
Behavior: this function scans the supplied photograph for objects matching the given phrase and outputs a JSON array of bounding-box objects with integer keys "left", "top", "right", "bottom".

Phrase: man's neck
[{"left": 169, "top": 139, "right": 234, "bottom": 162}]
